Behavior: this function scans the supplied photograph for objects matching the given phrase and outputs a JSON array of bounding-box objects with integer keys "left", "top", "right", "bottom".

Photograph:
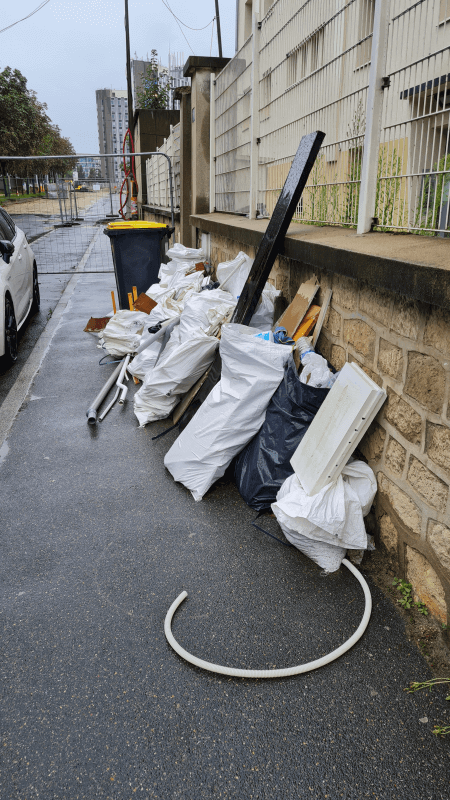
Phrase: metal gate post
[
  {"left": 56, "top": 176, "right": 65, "bottom": 224},
  {"left": 249, "top": 0, "right": 261, "bottom": 220},
  {"left": 209, "top": 74, "right": 216, "bottom": 213},
  {"left": 356, "top": 0, "right": 390, "bottom": 235},
  {"left": 108, "top": 177, "right": 115, "bottom": 217}
]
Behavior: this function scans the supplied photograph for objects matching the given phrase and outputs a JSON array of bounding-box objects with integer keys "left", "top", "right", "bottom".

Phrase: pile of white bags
[
  {"left": 133, "top": 289, "right": 235, "bottom": 426},
  {"left": 99, "top": 311, "right": 149, "bottom": 356},
  {"left": 216, "top": 252, "right": 281, "bottom": 330},
  {"left": 272, "top": 460, "right": 377, "bottom": 572},
  {"left": 164, "top": 323, "right": 291, "bottom": 501}
]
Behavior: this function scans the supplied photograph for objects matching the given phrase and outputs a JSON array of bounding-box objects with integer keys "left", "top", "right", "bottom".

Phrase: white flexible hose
[{"left": 164, "top": 558, "right": 372, "bottom": 678}]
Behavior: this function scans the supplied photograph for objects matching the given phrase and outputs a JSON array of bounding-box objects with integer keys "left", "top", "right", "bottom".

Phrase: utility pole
[
  {"left": 124, "top": 0, "right": 134, "bottom": 217},
  {"left": 124, "top": 0, "right": 134, "bottom": 132},
  {"left": 214, "top": 0, "right": 223, "bottom": 58}
]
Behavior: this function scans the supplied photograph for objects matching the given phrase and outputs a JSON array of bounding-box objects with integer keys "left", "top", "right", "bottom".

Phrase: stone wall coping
[
  {"left": 142, "top": 204, "right": 180, "bottom": 220},
  {"left": 190, "top": 212, "right": 450, "bottom": 311},
  {"left": 183, "top": 56, "right": 231, "bottom": 78}
]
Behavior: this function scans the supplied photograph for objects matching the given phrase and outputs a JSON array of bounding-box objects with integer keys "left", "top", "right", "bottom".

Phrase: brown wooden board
[
  {"left": 133, "top": 293, "right": 157, "bottom": 314},
  {"left": 277, "top": 278, "right": 319, "bottom": 336},
  {"left": 84, "top": 317, "right": 111, "bottom": 332},
  {"left": 312, "top": 288, "right": 332, "bottom": 348},
  {"left": 172, "top": 367, "right": 211, "bottom": 424}
]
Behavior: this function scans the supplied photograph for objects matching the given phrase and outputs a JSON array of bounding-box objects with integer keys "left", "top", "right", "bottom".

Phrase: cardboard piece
[
  {"left": 133, "top": 293, "right": 157, "bottom": 314},
  {"left": 277, "top": 278, "right": 319, "bottom": 336},
  {"left": 84, "top": 317, "right": 111, "bottom": 332}
]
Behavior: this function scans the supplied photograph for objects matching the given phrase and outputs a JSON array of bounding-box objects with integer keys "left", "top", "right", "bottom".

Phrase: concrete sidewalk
[{"left": 0, "top": 270, "right": 449, "bottom": 799}]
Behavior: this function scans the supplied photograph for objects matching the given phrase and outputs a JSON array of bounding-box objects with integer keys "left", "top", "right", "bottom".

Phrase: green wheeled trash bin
[{"left": 104, "top": 221, "right": 174, "bottom": 309}]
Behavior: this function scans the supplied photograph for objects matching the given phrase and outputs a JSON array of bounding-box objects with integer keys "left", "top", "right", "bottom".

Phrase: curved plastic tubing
[
  {"left": 99, "top": 386, "right": 120, "bottom": 421},
  {"left": 164, "top": 558, "right": 372, "bottom": 679},
  {"left": 118, "top": 354, "right": 131, "bottom": 404}
]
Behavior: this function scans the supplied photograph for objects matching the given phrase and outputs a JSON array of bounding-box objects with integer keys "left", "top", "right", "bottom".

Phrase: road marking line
[{"left": 0, "top": 227, "right": 103, "bottom": 448}]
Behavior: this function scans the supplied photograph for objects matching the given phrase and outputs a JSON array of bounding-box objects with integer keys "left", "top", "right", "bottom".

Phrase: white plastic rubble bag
[
  {"left": 216, "top": 252, "right": 280, "bottom": 329},
  {"left": 127, "top": 340, "right": 162, "bottom": 381},
  {"left": 164, "top": 323, "right": 291, "bottom": 501},
  {"left": 133, "top": 330, "right": 219, "bottom": 425},
  {"left": 165, "top": 243, "right": 205, "bottom": 262},
  {"left": 100, "top": 310, "right": 149, "bottom": 356},
  {"left": 271, "top": 460, "right": 377, "bottom": 572}
]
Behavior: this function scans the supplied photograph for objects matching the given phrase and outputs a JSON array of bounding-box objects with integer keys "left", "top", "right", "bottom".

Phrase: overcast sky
[{"left": 0, "top": 0, "right": 236, "bottom": 153}]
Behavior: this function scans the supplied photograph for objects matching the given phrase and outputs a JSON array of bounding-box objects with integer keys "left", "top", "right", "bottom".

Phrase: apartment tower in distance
[{"left": 96, "top": 89, "right": 129, "bottom": 185}]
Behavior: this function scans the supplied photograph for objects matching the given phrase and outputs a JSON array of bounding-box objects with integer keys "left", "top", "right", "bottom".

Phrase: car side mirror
[{"left": 0, "top": 240, "right": 14, "bottom": 264}]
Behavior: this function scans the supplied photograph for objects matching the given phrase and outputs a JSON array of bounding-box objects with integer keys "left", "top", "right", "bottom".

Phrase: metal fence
[
  {"left": 146, "top": 123, "right": 181, "bottom": 209},
  {"left": 211, "top": 0, "right": 450, "bottom": 235}
]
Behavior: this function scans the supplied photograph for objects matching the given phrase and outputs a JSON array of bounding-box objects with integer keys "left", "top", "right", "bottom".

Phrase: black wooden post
[{"left": 178, "top": 130, "right": 326, "bottom": 430}]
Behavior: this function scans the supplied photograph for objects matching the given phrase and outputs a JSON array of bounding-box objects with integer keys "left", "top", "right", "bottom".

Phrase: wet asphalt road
[{"left": 0, "top": 267, "right": 449, "bottom": 799}]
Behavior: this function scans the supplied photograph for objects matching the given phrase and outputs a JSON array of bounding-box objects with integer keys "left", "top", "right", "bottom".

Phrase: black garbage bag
[{"left": 234, "top": 354, "right": 330, "bottom": 511}]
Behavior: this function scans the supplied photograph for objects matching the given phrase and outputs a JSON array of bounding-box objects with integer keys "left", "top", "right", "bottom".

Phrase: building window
[{"left": 310, "top": 28, "right": 324, "bottom": 73}]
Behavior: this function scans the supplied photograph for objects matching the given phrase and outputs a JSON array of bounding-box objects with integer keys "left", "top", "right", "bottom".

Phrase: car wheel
[
  {"left": 30, "top": 262, "right": 40, "bottom": 313},
  {"left": 4, "top": 296, "right": 18, "bottom": 364}
]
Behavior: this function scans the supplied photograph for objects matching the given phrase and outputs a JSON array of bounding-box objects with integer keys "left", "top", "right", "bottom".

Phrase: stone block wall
[
  {"left": 141, "top": 207, "right": 180, "bottom": 244},
  {"left": 202, "top": 227, "right": 450, "bottom": 625}
]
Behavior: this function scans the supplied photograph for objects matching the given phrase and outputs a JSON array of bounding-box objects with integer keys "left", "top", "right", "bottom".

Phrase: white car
[{"left": 0, "top": 207, "right": 39, "bottom": 364}]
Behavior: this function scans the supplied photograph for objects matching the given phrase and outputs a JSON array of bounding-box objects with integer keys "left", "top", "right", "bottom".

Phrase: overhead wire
[
  {"left": 160, "top": 0, "right": 215, "bottom": 31},
  {"left": 0, "top": 0, "right": 51, "bottom": 35}
]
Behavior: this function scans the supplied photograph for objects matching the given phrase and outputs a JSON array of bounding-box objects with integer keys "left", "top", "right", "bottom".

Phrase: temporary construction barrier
[
  {"left": 272, "top": 460, "right": 377, "bottom": 572},
  {"left": 290, "top": 362, "right": 386, "bottom": 496},
  {"left": 234, "top": 355, "right": 330, "bottom": 511},
  {"left": 164, "top": 323, "right": 291, "bottom": 501}
]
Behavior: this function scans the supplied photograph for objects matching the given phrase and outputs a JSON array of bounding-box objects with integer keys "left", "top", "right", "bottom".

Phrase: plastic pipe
[
  {"left": 118, "top": 354, "right": 131, "bottom": 404},
  {"left": 98, "top": 386, "right": 120, "bottom": 421},
  {"left": 164, "top": 558, "right": 372, "bottom": 679},
  {"left": 86, "top": 359, "right": 124, "bottom": 424},
  {"left": 136, "top": 317, "right": 175, "bottom": 354}
]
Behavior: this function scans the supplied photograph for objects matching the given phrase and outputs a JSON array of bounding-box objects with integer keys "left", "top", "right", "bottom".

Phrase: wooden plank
[
  {"left": 312, "top": 288, "right": 332, "bottom": 348},
  {"left": 292, "top": 304, "right": 321, "bottom": 341},
  {"left": 277, "top": 278, "right": 319, "bottom": 336},
  {"left": 172, "top": 367, "right": 211, "bottom": 424}
]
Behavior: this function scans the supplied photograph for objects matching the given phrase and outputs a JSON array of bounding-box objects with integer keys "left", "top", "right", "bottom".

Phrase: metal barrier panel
[
  {"left": 0, "top": 154, "right": 166, "bottom": 274},
  {"left": 214, "top": 35, "right": 253, "bottom": 214},
  {"left": 258, "top": 0, "right": 370, "bottom": 226},
  {"left": 379, "top": 0, "right": 450, "bottom": 234}
]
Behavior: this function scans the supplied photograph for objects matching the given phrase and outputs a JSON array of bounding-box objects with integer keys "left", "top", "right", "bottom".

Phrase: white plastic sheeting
[
  {"left": 216, "top": 252, "right": 280, "bottom": 330},
  {"left": 272, "top": 460, "right": 377, "bottom": 572},
  {"left": 99, "top": 311, "right": 149, "bottom": 356},
  {"left": 133, "top": 330, "right": 219, "bottom": 426},
  {"left": 127, "top": 340, "right": 162, "bottom": 381},
  {"left": 164, "top": 323, "right": 291, "bottom": 501},
  {"left": 165, "top": 244, "right": 205, "bottom": 261}
]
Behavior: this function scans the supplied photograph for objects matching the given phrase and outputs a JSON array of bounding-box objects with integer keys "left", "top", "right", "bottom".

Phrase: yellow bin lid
[{"left": 106, "top": 220, "right": 168, "bottom": 230}]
